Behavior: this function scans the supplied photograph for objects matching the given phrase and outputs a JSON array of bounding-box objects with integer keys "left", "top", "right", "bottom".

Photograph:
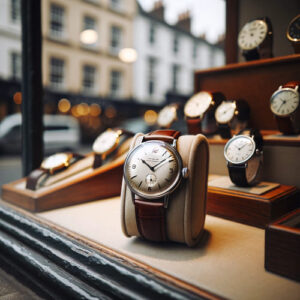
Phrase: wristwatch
[
  {"left": 184, "top": 91, "right": 224, "bottom": 135},
  {"left": 157, "top": 104, "right": 178, "bottom": 129},
  {"left": 92, "top": 128, "right": 134, "bottom": 168},
  {"left": 123, "top": 129, "right": 189, "bottom": 242},
  {"left": 26, "top": 152, "right": 84, "bottom": 190},
  {"left": 270, "top": 81, "right": 300, "bottom": 135},
  {"left": 238, "top": 17, "right": 273, "bottom": 61},
  {"left": 215, "top": 100, "right": 250, "bottom": 139},
  {"left": 286, "top": 14, "right": 300, "bottom": 54},
  {"left": 224, "top": 129, "right": 263, "bottom": 187}
]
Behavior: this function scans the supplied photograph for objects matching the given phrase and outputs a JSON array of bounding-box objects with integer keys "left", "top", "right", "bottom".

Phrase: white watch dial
[
  {"left": 270, "top": 88, "right": 299, "bottom": 117},
  {"left": 224, "top": 135, "right": 255, "bottom": 164},
  {"left": 93, "top": 130, "right": 119, "bottom": 154},
  {"left": 184, "top": 91, "right": 212, "bottom": 118},
  {"left": 124, "top": 141, "right": 182, "bottom": 199},
  {"left": 238, "top": 20, "right": 268, "bottom": 50},
  {"left": 41, "top": 153, "right": 69, "bottom": 170},
  {"left": 215, "top": 101, "right": 236, "bottom": 124},
  {"left": 157, "top": 105, "right": 177, "bottom": 127}
]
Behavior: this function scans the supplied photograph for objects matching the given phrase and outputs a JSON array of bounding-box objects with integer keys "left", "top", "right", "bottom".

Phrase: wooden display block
[
  {"left": 265, "top": 208, "right": 300, "bottom": 282},
  {"left": 207, "top": 177, "right": 300, "bottom": 228},
  {"left": 194, "top": 54, "right": 300, "bottom": 130},
  {"left": 1, "top": 155, "right": 125, "bottom": 212}
]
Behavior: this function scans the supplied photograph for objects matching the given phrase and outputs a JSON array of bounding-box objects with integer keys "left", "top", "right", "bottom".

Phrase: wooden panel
[{"left": 194, "top": 54, "right": 300, "bottom": 130}]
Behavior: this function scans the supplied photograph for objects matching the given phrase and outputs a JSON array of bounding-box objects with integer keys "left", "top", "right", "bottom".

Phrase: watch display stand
[
  {"left": 1, "top": 139, "right": 132, "bottom": 212},
  {"left": 207, "top": 176, "right": 300, "bottom": 228},
  {"left": 265, "top": 208, "right": 300, "bottom": 282},
  {"left": 121, "top": 133, "right": 209, "bottom": 247}
]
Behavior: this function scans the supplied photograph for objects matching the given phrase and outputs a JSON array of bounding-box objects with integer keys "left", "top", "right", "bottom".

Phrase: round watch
[
  {"left": 184, "top": 91, "right": 224, "bottom": 135},
  {"left": 238, "top": 17, "right": 273, "bottom": 61},
  {"left": 287, "top": 14, "right": 300, "bottom": 54},
  {"left": 224, "top": 129, "right": 263, "bottom": 187},
  {"left": 215, "top": 100, "right": 250, "bottom": 139},
  {"left": 92, "top": 128, "right": 134, "bottom": 168},
  {"left": 123, "top": 129, "right": 188, "bottom": 242},
  {"left": 26, "top": 152, "right": 84, "bottom": 190},
  {"left": 270, "top": 81, "right": 300, "bottom": 135},
  {"left": 157, "top": 104, "right": 178, "bottom": 129}
]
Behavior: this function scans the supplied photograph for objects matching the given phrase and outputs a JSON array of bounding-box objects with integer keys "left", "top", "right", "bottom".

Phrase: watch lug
[
  {"left": 279, "top": 85, "right": 283, "bottom": 90},
  {"left": 164, "top": 195, "right": 169, "bottom": 208},
  {"left": 172, "top": 139, "right": 177, "bottom": 148},
  {"left": 295, "top": 85, "right": 299, "bottom": 91},
  {"left": 182, "top": 167, "right": 189, "bottom": 178}
]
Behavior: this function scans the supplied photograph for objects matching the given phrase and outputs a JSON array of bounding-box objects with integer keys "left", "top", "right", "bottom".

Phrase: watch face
[
  {"left": 287, "top": 15, "right": 300, "bottom": 41},
  {"left": 270, "top": 88, "right": 299, "bottom": 117},
  {"left": 157, "top": 105, "right": 177, "bottom": 127},
  {"left": 215, "top": 101, "right": 236, "bottom": 124},
  {"left": 184, "top": 91, "right": 213, "bottom": 118},
  {"left": 238, "top": 20, "right": 268, "bottom": 50},
  {"left": 224, "top": 135, "right": 256, "bottom": 164},
  {"left": 124, "top": 141, "right": 182, "bottom": 199},
  {"left": 41, "top": 153, "right": 69, "bottom": 170},
  {"left": 93, "top": 130, "right": 119, "bottom": 154}
]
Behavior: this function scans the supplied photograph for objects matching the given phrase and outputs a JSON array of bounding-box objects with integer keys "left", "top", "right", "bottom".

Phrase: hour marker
[
  {"left": 148, "top": 187, "right": 152, "bottom": 191},
  {"left": 158, "top": 183, "right": 161, "bottom": 190},
  {"left": 138, "top": 181, "right": 142, "bottom": 187},
  {"left": 169, "top": 159, "right": 174, "bottom": 162},
  {"left": 131, "top": 175, "right": 137, "bottom": 179},
  {"left": 162, "top": 150, "right": 167, "bottom": 156}
]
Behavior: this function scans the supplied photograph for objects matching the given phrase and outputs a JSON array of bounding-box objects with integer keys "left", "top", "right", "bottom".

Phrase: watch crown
[
  {"left": 234, "top": 110, "right": 239, "bottom": 115},
  {"left": 182, "top": 167, "right": 189, "bottom": 179}
]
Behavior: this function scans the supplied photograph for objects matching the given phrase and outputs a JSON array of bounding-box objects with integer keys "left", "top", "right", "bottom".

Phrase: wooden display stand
[
  {"left": 207, "top": 177, "right": 300, "bottom": 228},
  {"left": 265, "top": 208, "right": 300, "bottom": 282},
  {"left": 1, "top": 154, "right": 125, "bottom": 212}
]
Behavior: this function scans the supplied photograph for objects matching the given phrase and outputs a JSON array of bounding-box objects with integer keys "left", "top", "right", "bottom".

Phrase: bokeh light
[
  {"left": 58, "top": 98, "right": 71, "bottom": 113},
  {"left": 144, "top": 110, "right": 157, "bottom": 125}
]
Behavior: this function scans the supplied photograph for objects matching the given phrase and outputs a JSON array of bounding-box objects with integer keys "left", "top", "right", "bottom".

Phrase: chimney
[
  {"left": 150, "top": 1, "right": 165, "bottom": 20},
  {"left": 175, "top": 11, "right": 191, "bottom": 33}
]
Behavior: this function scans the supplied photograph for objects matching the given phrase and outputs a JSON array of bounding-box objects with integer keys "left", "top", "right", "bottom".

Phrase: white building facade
[{"left": 133, "top": 3, "right": 225, "bottom": 105}]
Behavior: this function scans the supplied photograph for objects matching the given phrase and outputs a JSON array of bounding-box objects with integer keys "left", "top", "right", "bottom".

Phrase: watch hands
[
  {"left": 140, "top": 159, "right": 154, "bottom": 171},
  {"left": 153, "top": 157, "right": 172, "bottom": 171}
]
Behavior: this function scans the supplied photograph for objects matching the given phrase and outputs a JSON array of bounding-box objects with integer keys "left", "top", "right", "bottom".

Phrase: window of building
[
  {"left": 10, "top": 0, "right": 21, "bottom": 23},
  {"left": 110, "top": 26, "right": 122, "bottom": 55},
  {"left": 149, "top": 23, "right": 156, "bottom": 44},
  {"left": 11, "top": 52, "right": 22, "bottom": 80},
  {"left": 50, "top": 4, "right": 65, "bottom": 38},
  {"left": 83, "top": 16, "right": 96, "bottom": 30},
  {"left": 148, "top": 57, "right": 156, "bottom": 96},
  {"left": 110, "top": 0, "right": 122, "bottom": 11},
  {"left": 50, "top": 57, "right": 65, "bottom": 89},
  {"left": 82, "top": 65, "right": 96, "bottom": 94},
  {"left": 110, "top": 70, "right": 122, "bottom": 97},
  {"left": 173, "top": 34, "right": 179, "bottom": 53},
  {"left": 172, "top": 64, "right": 180, "bottom": 91}
]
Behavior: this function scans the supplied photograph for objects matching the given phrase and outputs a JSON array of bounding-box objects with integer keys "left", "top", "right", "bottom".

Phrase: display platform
[{"left": 1, "top": 197, "right": 298, "bottom": 300}]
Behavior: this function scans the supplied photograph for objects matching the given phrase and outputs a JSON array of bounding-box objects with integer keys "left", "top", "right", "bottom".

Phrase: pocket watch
[
  {"left": 224, "top": 129, "right": 263, "bottom": 187},
  {"left": 287, "top": 14, "right": 300, "bottom": 54},
  {"left": 26, "top": 152, "right": 84, "bottom": 190},
  {"left": 123, "top": 130, "right": 188, "bottom": 242},
  {"left": 157, "top": 104, "right": 178, "bottom": 129},
  {"left": 238, "top": 17, "right": 273, "bottom": 61},
  {"left": 92, "top": 128, "right": 133, "bottom": 168},
  {"left": 270, "top": 81, "right": 300, "bottom": 134},
  {"left": 215, "top": 100, "right": 250, "bottom": 139},
  {"left": 184, "top": 91, "right": 224, "bottom": 135}
]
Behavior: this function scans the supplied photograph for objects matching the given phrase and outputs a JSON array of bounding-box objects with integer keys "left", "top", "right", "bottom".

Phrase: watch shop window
[
  {"left": 173, "top": 34, "right": 179, "bottom": 54},
  {"left": 10, "top": 52, "right": 22, "bottom": 80},
  {"left": 149, "top": 23, "right": 156, "bottom": 44},
  {"left": 110, "top": 25, "right": 122, "bottom": 55},
  {"left": 49, "top": 57, "right": 65, "bottom": 89},
  {"left": 82, "top": 65, "right": 96, "bottom": 94},
  {"left": 110, "top": 70, "right": 122, "bottom": 98},
  {"left": 148, "top": 57, "right": 156, "bottom": 96},
  {"left": 172, "top": 64, "right": 180, "bottom": 92},
  {"left": 50, "top": 3, "right": 65, "bottom": 39},
  {"left": 10, "top": 0, "right": 21, "bottom": 23}
]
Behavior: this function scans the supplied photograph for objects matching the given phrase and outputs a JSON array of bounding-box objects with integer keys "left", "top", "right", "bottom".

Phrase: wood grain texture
[
  {"left": 207, "top": 184, "right": 300, "bottom": 228},
  {"left": 194, "top": 54, "right": 300, "bottom": 130}
]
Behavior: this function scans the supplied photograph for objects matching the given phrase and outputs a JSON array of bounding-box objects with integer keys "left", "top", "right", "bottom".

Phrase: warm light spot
[
  {"left": 118, "top": 48, "right": 138, "bottom": 63},
  {"left": 71, "top": 105, "right": 79, "bottom": 118},
  {"left": 80, "top": 29, "right": 98, "bottom": 44},
  {"left": 58, "top": 98, "right": 71, "bottom": 113},
  {"left": 90, "top": 103, "right": 101, "bottom": 117},
  {"left": 77, "top": 103, "right": 90, "bottom": 116},
  {"left": 13, "top": 92, "right": 22, "bottom": 105},
  {"left": 144, "top": 110, "right": 157, "bottom": 125},
  {"left": 105, "top": 105, "right": 117, "bottom": 119}
]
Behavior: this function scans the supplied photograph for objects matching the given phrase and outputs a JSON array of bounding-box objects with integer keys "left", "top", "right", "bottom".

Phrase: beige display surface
[{"left": 37, "top": 197, "right": 300, "bottom": 300}]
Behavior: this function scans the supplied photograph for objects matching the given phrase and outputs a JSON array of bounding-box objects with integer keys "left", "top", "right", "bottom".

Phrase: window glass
[
  {"left": 50, "top": 57, "right": 65, "bottom": 89},
  {"left": 50, "top": 4, "right": 65, "bottom": 38}
]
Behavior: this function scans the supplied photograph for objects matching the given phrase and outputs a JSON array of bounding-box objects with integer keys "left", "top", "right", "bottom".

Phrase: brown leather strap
[
  {"left": 134, "top": 197, "right": 167, "bottom": 242},
  {"left": 283, "top": 81, "right": 300, "bottom": 89},
  {"left": 26, "top": 168, "right": 47, "bottom": 190},
  {"left": 186, "top": 118, "right": 202, "bottom": 134},
  {"left": 143, "top": 129, "right": 180, "bottom": 142},
  {"left": 93, "top": 154, "right": 103, "bottom": 169}
]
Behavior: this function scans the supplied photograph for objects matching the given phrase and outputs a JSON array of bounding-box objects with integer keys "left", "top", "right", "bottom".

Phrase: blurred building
[{"left": 134, "top": 1, "right": 225, "bottom": 104}]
